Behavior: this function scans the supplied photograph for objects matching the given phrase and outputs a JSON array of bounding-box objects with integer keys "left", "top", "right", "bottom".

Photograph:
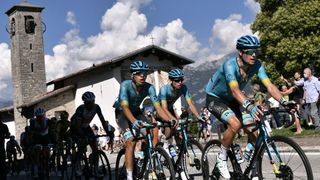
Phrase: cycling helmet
[
  {"left": 82, "top": 91, "right": 95, "bottom": 102},
  {"left": 34, "top": 107, "right": 46, "bottom": 117},
  {"left": 130, "top": 60, "right": 149, "bottom": 73},
  {"left": 169, "top": 69, "right": 185, "bottom": 79},
  {"left": 236, "top": 35, "right": 260, "bottom": 50}
]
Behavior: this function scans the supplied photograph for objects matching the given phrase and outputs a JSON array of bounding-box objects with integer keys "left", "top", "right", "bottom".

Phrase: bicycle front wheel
[
  {"left": 257, "top": 135, "right": 313, "bottom": 180},
  {"left": 91, "top": 150, "right": 112, "bottom": 179},
  {"left": 182, "top": 139, "right": 203, "bottom": 179},
  {"left": 147, "top": 146, "right": 175, "bottom": 180}
]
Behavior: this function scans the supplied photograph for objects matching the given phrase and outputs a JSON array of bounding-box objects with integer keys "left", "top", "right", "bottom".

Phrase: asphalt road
[{"left": 6, "top": 151, "right": 319, "bottom": 180}]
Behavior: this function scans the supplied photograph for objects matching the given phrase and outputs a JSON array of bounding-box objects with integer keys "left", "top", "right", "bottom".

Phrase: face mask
[{"left": 303, "top": 73, "right": 308, "bottom": 80}]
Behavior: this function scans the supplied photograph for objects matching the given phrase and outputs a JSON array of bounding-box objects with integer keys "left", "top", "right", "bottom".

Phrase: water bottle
[
  {"left": 232, "top": 143, "right": 244, "bottom": 163},
  {"left": 243, "top": 143, "right": 254, "bottom": 161},
  {"left": 169, "top": 145, "right": 177, "bottom": 158}
]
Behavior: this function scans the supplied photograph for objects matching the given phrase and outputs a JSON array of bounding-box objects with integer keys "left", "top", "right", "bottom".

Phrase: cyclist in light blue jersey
[
  {"left": 205, "top": 35, "right": 287, "bottom": 179},
  {"left": 115, "top": 60, "right": 175, "bottom": 180},
  {"left": 159, "top": 69, "right": 201, "bottom": 138}
]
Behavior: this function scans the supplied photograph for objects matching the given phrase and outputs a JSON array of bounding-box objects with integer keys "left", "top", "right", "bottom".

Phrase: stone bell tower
[{"left": 6, "top": 1, "right": 46, "bottom": 137}]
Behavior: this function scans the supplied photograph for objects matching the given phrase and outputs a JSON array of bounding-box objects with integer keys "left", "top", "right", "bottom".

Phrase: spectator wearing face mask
[{"left": 301, "top": 68, "right": 320, "bottom": 130}]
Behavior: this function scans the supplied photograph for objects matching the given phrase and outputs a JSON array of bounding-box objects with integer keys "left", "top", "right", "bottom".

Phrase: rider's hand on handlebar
[
  {"left": 247, "top": 105, "right": 263, "bottom": 121},
  {"left": 170, "top": 118, "right": 178, "bottom": 128},
  {"left": 132, "top": 119, "right": 143, "bottom": 130}
]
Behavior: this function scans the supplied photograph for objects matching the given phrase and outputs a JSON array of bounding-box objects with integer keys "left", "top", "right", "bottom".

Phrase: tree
[{"left": 252, "top": 0, "right": 320, "bottom": 85}]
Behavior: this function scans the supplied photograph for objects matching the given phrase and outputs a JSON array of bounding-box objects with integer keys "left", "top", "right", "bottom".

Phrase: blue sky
[{"left": 0, "top": 0, "right": 260, "bottom": 102}]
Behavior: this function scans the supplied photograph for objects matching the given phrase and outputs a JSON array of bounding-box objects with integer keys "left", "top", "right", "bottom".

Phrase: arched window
[
  {"left": 10, "top": 18, "right": 16, "bottom": 36},
  {"left": 25, "top": 16, "right": 36, "bottom": 34}
]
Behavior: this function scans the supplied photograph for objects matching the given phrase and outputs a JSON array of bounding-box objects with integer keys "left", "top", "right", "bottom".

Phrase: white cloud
[
  {"left": 244, "top": 0, "right": 261, "bottom": 14},
  {"left": 66, "top": 11, "right": 77, "bottom": 26},
  {"left": 0, "top": 43, "right": 12, "bottom": 101},
  {"left": 210, "top": 14, "right": 253, "bottom": 54}
]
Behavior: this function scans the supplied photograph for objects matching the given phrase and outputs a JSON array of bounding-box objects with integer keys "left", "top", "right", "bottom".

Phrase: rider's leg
[
  {"left": 220, "top": 116, "right": 242, "bottom": 158},
  {"left": 125, "top": 137, "right": 136, "bottom": 180}
]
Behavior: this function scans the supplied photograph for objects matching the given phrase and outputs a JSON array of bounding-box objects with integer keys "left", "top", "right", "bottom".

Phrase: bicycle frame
[
  {"left": 134, "top": 123, "right": 169, "bottom": 177},
  {"left": 234, "top": 119, "right": 288, "bottom": 178},
  {"left": 173, "top": 119, "right": 201, "bottom": 173}
]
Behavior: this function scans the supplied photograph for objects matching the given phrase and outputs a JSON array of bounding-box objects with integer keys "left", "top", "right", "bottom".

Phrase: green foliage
[{"left": 252, "top": 0, "right": 320, "bottom": 83}]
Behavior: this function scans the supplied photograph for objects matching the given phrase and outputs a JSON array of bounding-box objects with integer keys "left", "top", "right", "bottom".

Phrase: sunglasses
[
  {"left": 133, "top": 71, "right": 148, "bottom": 76},
  {"left": 173, "top": 78, "right": 184, "bottom": 83},
  {"left": 242, "top": 49, "right": 258, "bottom": 56}
]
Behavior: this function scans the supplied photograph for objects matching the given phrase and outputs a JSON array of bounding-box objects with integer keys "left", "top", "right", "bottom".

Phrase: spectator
[
  {"left": 6, "top": 135, "right": 22, "bottom": 175},
  {"left": 105, "top": 121, "right": 115, "bottom": 153},
  {"left": 0, "top": 120, "right": 10, "bottom": 180},
  {"left": 92, "top": 124, "right": 99, "bottom": 136},
  {"left": 267, "top": 96, "right": 282, "bottom": 129},
  {"left": 280, "top": 83, "right": 303, "bottom": 134},
  {"left": 301, "top": 68, "right": 320, "bottom": 130}
]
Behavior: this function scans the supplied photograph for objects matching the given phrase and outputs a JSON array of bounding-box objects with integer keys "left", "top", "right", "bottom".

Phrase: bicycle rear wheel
[
  {"left": 257, "top": 135, "right": 313, "bottom": 180},
  {"left": 181, "top": 139, "right": 203, "bottom": 179},
  {"left": 91, "top": 150, "right": 111, "bottom": 179}
]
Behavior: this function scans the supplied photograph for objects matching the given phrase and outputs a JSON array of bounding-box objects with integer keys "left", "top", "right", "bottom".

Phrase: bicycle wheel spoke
[{"left": 258, "top": 136, "right": 313, "bottom": 180}]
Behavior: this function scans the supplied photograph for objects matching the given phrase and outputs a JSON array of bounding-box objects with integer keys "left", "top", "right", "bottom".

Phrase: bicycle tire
[
  {"left": 91, "top": 150, "right": 112, "bottom": 179},
  {"left": 201, "top": 139, "right": 221, "bottom": 180},
  {"left": 257, "top": 135, "right": 313, "bottom": 180},
  {"left": 115, "top": 148, "right": 126, "bottom": 180},
  {"left": 181, "top": 139, "right": 203, "bottom": 179},
  {"left": 72, "top": 152, "right": 89, "bottom": 179},
  {"left": 150, "top": 146, "right": 175, "bottom": 180},
  {"left": 61, "top": 152, "right": 73, "bottom": 180}
]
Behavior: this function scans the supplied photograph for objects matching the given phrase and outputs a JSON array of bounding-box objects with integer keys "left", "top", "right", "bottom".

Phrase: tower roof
[{"left": 5, "top": 1, "right": 44, "bottom": 16}]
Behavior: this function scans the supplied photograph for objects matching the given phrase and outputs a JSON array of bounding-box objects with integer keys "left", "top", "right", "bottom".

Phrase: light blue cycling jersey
[
  {"left": 159, "top": 84, "right": 192, "bottom": 109},
  {"left": 206, "top": 57, "right": 270, "bottom": 102},
  {"left": 116, "top": 80, "right": 160, "bottom": 112}
]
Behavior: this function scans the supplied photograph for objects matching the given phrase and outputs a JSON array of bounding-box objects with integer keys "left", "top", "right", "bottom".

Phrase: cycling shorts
[
  {"left": 116, "top": 110, "right": 147, "bottom": 141},
  {"left": 206, "top": 94, "right": 252, "bottom": 123}
]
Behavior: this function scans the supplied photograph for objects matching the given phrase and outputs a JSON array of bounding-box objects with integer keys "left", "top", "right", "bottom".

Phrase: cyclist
[
  {"left": 158, "top": 68, "right": 202, "bottom": 152},
  {"left": 205, "top": 35, "right": 287, "bottom": 179},
  {"left": 6, "top": 135, "right": 22, "bottom": 175},
  {"left": 70, "top": 91, "right": 109, "bottom": 151},
  {"left": 29, "top": 107, "right": 51, "bottom": 178},
  {"left": 115, "top": 60, "right": 175, "bottom": 180},
  {"left": 55, "top": 111, "right": 71, "bottom": 176}
]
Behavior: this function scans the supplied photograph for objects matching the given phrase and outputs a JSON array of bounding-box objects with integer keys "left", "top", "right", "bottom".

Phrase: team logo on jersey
[{"left": 227, "top": 74, "right": 233, "bottom": 81}]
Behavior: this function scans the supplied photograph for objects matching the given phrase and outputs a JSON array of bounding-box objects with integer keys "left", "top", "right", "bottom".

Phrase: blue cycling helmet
[
  {"left": 236, "top": 35, "right": 260, "bottom": 50},
  {"left": 130, "top": 60, "right": 149, "bottom": 73},
  {"left": 82, "top": 91, "right": 95, "bottom": 102},
  {"left": 34, "top": 107, "right": 46, "bottom": 117},
  {"left": 169, "top": 69, "right": 185, "bottom": 79}
]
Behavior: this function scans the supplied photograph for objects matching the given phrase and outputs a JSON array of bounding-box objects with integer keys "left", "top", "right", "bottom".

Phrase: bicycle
[
  {"left": 115, "top": 121, "right": 175, "bottom": 180},
  {"left": 158, "top": 118, "right": 204, "bottom": 180},
  {"left": 201, "top": 103, "right": 313, "bottom": 179},
  {"left": 72, "top": 134, "right": 112, "bottom": 179}
]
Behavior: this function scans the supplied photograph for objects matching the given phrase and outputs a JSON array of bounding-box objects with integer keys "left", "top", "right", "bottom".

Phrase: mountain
[
  {"left": 183, "top": 51, "right": 237, "bottom": 109},
  {"left": 0, "top": 100, "right": 13, "bottom": 109}
]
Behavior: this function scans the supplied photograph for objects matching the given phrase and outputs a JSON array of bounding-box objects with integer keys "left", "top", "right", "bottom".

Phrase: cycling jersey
[
  {"left": 56, "top": 120, "right": 71, "bottom": 139},
  {"left": 30, "top": 117, "right": 50, "bottom": 136},
  {"left": 159, "top": 84, "right": 192, "bottom": 109},
  {"left": 116, "top": 80, "right": 160, "bottom": 112},
  {"left": 71, "top": 104, "right": 104, "bottom": 128},
  {"left": 206, "top": 57, "right": 270, "bottom": 102}
]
